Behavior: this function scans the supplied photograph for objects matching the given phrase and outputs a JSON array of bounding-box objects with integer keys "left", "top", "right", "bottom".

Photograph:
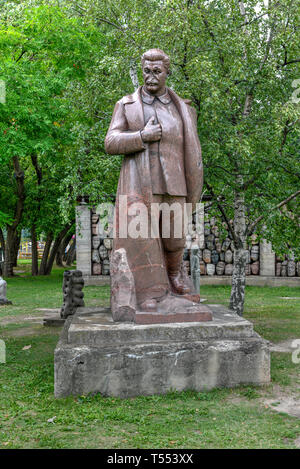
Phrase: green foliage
[
  {"left": 0, "top": 2, "right": 101, "bottom": 236},
  {"left": 0, "top": 0, "right": 299, "bottom": 264},
  {"left": 61, "top": 0, "right": 300, "bottom": 251}
]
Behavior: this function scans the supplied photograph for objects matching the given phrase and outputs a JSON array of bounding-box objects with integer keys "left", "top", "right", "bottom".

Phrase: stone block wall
[
  {"left": 76, "top": 202, "right": 299, "bottom": 278},
  {"left": 276, "top": 256, "right": 300, "bottom": 277},
  {"left": 91, "top": 207, "right": 113, "bottom": 276},
  {"left": 183, "top": 217, "right": 261, "bottom": 276}
]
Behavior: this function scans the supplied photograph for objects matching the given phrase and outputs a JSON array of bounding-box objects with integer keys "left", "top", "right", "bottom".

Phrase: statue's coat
[{"left": 105, "top": 86, "right": 203, "bottom": 306}]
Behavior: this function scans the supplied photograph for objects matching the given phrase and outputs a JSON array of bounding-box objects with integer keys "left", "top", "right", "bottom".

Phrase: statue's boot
[
  {"left": 165, "top": 250, "right": 191, "bottom": 295},
  {"left": 138, "top": 298, "right": 157, "bottom": 312}
]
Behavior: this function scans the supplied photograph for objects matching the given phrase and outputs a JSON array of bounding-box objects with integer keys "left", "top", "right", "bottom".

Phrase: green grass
[
  {"left": 0, "top": 261, "right": 110, "bottom": 321},
  {"left": 0, "top": 264, "right": 300, "bottom": 448}
]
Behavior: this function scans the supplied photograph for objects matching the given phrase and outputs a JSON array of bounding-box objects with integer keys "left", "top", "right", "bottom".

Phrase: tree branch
[
  {"left": 247, "top": 189, "right": 300, "bottom": 234},
  {"left": 204, "top": 181, "right": 238, "bottom": 244}
]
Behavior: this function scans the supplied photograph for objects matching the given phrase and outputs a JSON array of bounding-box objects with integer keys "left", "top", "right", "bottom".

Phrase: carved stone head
[{"left": 141, "top": 49, "right": 170, "bottom": 95}]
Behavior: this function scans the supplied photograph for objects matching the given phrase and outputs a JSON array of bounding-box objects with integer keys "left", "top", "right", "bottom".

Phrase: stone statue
[
  {"left": 105, "top": 49, "right": 212, "bottom": 323},
  {"left": 0, "top": 267, "right": 12, "bottom": 306},
  {"left": 60, "top": 270, "right": 85, "bottom": 319}
]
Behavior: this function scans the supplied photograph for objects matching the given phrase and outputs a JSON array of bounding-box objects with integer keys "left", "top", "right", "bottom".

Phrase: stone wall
[
  {"left": 183, "top": 217, "right": 261, "bottom": 276},
  {"left": 276, "top": 256, "right": 300, "bottom": 277},
  {"left": 91, "top": 207, "right": 113, "bottom": 276},
  {"left": 76, "top": 202, "right": 300, "bottom": 278}
]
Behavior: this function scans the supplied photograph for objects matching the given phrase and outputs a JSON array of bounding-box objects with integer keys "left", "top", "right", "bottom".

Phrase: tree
[
  {"left": 69, "top": 0, "right": 299, "bottom": 314},
  {"left": 0, "top": 1, "right": 98, "bottom": 275}
]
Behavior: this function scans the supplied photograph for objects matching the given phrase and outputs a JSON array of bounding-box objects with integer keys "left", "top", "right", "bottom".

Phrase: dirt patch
[
  {"left": 264, "top": 397, "right": 300, "bottom": 418},
  {"left": 294, "top": 436, "right": 300, "bottom": 448},
  {"left": 2, "top": 324, "right": 62, "bottom": 337},
  {"left": 3, "top": 325, "right": 43, "bottom": 337},
  {"left": 225, "top": 396, "right": 245, "bottom": 405},
  {"left": 0, "top": 315, "right": 44, "bottom": 326}
]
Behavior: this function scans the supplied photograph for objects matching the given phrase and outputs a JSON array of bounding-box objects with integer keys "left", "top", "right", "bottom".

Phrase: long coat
[{"left": 105, "top": 86, "right": 203, "bottom": 307}]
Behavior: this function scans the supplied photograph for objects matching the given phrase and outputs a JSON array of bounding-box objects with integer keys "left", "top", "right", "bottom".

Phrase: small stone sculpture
[
  {"left": 190, "top": 246, "right": 200, "bottom": 294},
  {"left": 0, "top": 269, "right": 12, "bottom": 305},
  {"left": 60, "top": 270, "right": 85, "bottom": 319}
]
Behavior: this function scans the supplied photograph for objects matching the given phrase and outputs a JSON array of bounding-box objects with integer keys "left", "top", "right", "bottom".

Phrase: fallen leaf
[
  {"left": 3, "top": 442, "right": 9, "bottom": 446},
  {"left": 22, "top": 345, "right": 31, "bottom": 351}
]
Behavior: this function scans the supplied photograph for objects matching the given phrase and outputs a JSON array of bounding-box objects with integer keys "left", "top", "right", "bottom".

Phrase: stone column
[
  {"left": 260, "top": 239, "right": 275, "bottom": 276},
  {"left": 76, "top": 202, "right": 91, "bottom": 276}
]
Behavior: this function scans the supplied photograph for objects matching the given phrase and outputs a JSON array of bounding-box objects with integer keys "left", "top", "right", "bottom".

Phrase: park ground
[{"left": 0, "top": 261, "right": 300, "bottom": 449}]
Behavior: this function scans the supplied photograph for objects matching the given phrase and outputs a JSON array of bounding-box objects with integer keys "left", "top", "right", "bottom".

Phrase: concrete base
[{"left": 54, "top": 305, "right": 270, "bottom": 398}]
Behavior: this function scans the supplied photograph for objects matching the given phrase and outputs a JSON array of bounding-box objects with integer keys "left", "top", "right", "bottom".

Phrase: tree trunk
[
  {"left": 44, "top": 223, "right": 73, "bottom": 275},
  {"left": 31, "top": 225, "right": 38, "bottom": 276},
  {"left": 30, "top": 154, "right": 43, "bottom": 275},
  {"left": 62, "top": 232, "right": 73, "bottom": 262},
  {"left": 39, "top": 233, "right": 53, "bottom": 275},
  {"left": 129, "top": 59, "right": 139, "bottom": 91},
  {"left": 3, "top": 227, "right": 16, "bottom": 277},
  {"left": 12, "top": 232, "right": 21, "bottom": 267},
  {"left": 0, "top": 228, "right": 5, "bottom": 252},
  {"left": 229, "top": 177, "right": 247, "bottom": 316},
  {"left": 55, "top": 242, "right": 64, "bottom": 267},
  {"left": 3, "top": 156, "right": 25, "bottom": 277},
  {"left": 56, "top": 232, "right": 73, "bottom": 266},
  {"left": 65, "top": 238, "right": 76, "bottom": 266}
]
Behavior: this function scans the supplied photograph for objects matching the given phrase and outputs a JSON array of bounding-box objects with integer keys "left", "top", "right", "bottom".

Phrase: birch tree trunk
[
  {"left": 56, "top": 232, "right": 73, "bottom": 266},
  {"left": 229, "top": 176, "right": 247, "bottom": 316},
  {"left": 65, "top": 238, "right": 76, "bottom": 266},
  {"left": 129, "top": 60, "right": 139, "bottom": 91}
]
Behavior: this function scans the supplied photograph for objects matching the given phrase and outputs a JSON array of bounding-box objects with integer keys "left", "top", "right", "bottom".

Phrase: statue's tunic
[{"left": 141, "top": 87, "right": 187, "bottom": 197}]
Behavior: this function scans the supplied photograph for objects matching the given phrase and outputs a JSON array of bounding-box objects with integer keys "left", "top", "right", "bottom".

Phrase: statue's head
[{"left": 141, "top": 49, "right": 170, "bottom": 95}]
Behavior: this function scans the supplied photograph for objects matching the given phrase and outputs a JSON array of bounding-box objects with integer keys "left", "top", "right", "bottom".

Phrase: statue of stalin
[{"left": 105, "top": 49, "right": 204, "bottom": 319}]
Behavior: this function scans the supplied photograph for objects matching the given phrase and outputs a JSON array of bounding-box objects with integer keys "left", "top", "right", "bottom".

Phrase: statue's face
[{"left": 142, "top": 60, "right": 168, "bottom": 95}]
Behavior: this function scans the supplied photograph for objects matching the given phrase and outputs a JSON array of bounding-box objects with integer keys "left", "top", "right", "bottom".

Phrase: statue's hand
[{"left": 141, "top": 116, "right": 162, "bottom": 143}]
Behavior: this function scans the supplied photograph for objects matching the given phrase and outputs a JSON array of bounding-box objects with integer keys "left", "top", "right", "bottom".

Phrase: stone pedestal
[
  {"left": 260, "top": 239, "right": 275, "bottom": 276},
  {"left": 54, "top": 305, "right": 270, "bottom": 398},
  {"left": 76, "top": 203, "right": 92, "bottom": 276}
]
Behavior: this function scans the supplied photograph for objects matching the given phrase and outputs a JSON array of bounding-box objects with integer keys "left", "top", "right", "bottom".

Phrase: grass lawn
[{"left": 0, "top": 261, "right": 299, "bottom": 449}]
